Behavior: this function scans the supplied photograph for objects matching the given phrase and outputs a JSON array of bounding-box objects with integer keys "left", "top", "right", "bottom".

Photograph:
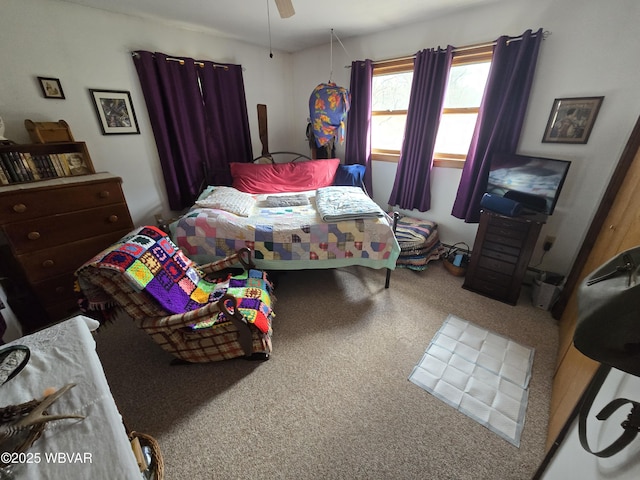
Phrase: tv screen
[{"left": 486, "top": 153, "right": 571, "bottom": 215}]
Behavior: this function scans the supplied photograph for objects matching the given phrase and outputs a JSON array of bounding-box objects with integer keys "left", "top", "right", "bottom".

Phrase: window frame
[{"left": 370, "top": 45, "right": 493, "bottom": 168}]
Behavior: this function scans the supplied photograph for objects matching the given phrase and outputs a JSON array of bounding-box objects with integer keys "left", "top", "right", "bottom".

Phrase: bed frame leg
[{"left": 385, "top": 212, "right": 400, "bottom": 289}]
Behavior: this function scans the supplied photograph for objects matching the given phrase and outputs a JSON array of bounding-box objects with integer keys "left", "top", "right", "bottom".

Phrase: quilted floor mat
[{"left": 409, "top": 314, "right": 534, "bottom": 447}]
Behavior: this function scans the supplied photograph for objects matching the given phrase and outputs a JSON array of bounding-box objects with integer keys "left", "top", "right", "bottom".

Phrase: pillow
[
  {"left": 195, "top": 186, "right": 256, "bottom": 216},
  {"left": 230, "top": 158, "right": 340, "bottom": 194},
  {"left": 264, "top": 194, "right": 310, "bottom": 207},
  {"left": 334, "top": 164, "right": 366, "bottom": 187}
]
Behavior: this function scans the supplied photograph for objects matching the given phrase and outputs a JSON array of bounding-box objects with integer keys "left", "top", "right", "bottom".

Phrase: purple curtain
[
  {"left": 198, "top": 62, "right": 253, "bottom": 186},
  {"left": 388, "top": 46, "right": 453, "bottom": 211},
  {"left": 451, "top": 28, "right": 544, "bottom": 222},
  {"left": 133, "top": 52, "right": 253, "bottom": 210},
  {"left": 133, "top": 51, "right": 209, "bottom": 210},
  {"left": 345, "top": 59, "right": 374, "bottom": 195}
]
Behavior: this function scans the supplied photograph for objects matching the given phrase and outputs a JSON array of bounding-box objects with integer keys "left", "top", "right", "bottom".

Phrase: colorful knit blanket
[{"left": 76, "top": 226, "right": 272, "bottom": 333}]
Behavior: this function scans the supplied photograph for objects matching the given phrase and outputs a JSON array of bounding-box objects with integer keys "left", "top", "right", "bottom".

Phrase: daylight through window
[{"left": 371, "top": 45, "right": 493, "bottom": 168}]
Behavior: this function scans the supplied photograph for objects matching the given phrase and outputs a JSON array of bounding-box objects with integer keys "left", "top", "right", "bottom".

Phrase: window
[
  {"left": 371, "top": 58, "right": 414, "bottom": 162},
  {"left": 371, "top": 45, "right": 493, "bottom": 168}
]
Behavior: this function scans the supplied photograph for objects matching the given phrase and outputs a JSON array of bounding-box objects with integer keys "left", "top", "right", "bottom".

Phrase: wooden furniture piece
[
  {"left": 0, "top": 172, "right": 133, "bottom": 333},
  {"left": 1, "top": 316, "right": 145, "bottom": 479},
  {"left": 0, "top": 141, "right": 94, "bottom": 185},
  {"left": 463, "top": 210, "right": 546, "bottom": 305},
  {"left": 24, "top": 119, "right": 75, "bottom": 144},
  {"left": 544, "top": 116, "right": 640, "bottom": 452}
]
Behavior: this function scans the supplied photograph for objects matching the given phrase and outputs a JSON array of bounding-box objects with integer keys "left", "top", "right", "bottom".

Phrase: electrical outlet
[{"left": 543, "top": 235, "right": 556, "bottom": 251}]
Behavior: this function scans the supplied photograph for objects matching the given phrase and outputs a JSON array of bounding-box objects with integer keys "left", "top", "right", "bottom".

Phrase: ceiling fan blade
[
  {"left": 274, "top": 0, "right": 295, "bottom": 18},
  {"left": 257, "top": 104, "right": 270, "bottom": 156}
]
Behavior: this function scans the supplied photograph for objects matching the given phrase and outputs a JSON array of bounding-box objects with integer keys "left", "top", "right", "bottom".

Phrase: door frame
[{"left": 551, "top": 115, "right": 640, "bottom": 319}]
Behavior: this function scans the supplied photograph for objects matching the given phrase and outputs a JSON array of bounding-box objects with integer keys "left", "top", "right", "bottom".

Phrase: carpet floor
[{"left": 95, "top": 261, "right": 559, "bottom": 479}]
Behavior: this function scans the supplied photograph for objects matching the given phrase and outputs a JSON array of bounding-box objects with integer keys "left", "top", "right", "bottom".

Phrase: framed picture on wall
[
  {"left": 37, "top": 77, "right": 65, "bottom": 99},
  {"left": 89, "top": 89, "right": 140, "bottom": 135},
  {"left": 542, "top": 96, "right": 604, "bottom": 144}
]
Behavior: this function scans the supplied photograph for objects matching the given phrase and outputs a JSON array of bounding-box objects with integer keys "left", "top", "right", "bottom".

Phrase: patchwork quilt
[{"left": 171, "top": 190, "right": 400, "bottom": 270}]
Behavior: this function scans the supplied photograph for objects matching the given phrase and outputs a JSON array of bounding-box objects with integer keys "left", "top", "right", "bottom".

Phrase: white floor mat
[{"left": 409, "top": 314, "right": 534, "bottom": 447}]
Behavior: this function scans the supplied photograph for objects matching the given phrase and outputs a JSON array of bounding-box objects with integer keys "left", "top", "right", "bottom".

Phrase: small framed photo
[
  {"left": 37, "top": 77, "right": 65, "bottom": 99},
  {"left": 542, "top": 96, "right": 604, "bottom": 144},
  {"left": 63, "top": 152, "right": 93, "bottom": 176},
  {"left": 89, "top": 89, "right": 140, "bottom": 135}
]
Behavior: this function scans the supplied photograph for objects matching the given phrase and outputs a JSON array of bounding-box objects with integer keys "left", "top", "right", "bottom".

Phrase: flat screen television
[{"left": 486, "top": 152, "right": 571, "bottom": 215}]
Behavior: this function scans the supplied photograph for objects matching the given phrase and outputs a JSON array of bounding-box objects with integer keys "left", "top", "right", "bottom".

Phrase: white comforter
[{"left": 315, "top": 186, "right": 385, "bottom": 222}]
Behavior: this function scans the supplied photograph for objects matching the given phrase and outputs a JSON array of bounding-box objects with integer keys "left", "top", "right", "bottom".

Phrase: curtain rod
[
  {"left": 350, "top": 29, "right": 550, "bottom": 67},
  {"left": 130, "top": 52, "right": 230, "bottom": 70}
]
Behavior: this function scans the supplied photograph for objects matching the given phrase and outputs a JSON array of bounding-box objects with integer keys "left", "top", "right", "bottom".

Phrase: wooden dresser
[
  {"left": 463, "top": 210, "right": 546, "bottom": 305},
  {"left": 0, "top": 173, "right": 133, "bottom": 333}
]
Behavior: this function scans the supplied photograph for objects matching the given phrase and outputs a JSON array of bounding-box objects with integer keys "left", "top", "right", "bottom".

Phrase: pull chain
[
  {"left": 329, "top": 29, "right": 333, "bottom": 82},
  {"left": 267, "top": 0, "right": 273, "bottom": 58}
]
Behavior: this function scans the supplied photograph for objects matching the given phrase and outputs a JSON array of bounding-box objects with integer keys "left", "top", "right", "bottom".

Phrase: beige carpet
[{"left": 95, "top": 261, "right": 558, "bottom": 479}]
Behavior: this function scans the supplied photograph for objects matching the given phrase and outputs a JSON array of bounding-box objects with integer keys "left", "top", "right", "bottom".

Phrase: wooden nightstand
[{"left": 462, "top": 209, "right": 546, "bottom": 305}]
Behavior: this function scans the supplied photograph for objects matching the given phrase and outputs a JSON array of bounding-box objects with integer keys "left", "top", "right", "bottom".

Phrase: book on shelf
[
  {"left": 13, "top": 152, "right": 35, "bottom": 181},
  {"left": 50, "top": 154, "right": 65, "bottom": 177},
  {"left": 0, "top": 148, "right": 93, "bottom": 184},
  {"left": 20, "top": 153, "right": 41, "bottom": 180},
  {"left": 0, "top": 162, "right": 9, "bottom": 185},
  {"left": 0, "top": 152, "right": 19, "bottom": 183}
]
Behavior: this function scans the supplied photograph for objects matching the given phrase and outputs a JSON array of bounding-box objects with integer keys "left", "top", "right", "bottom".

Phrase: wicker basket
[
  {"left": 442, "top": 242, "right": 470, "bottom": 277},
  {"left": 129, "top": 431, "right": 164, "bottom": 480}
]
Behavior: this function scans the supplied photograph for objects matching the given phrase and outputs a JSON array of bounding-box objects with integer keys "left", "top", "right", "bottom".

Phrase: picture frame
[
  {"left": 89, "top": 89, "right": 140, "bottom": 135},
  {"left": 542, "top": 96, "right": 604, "bottom": 144},
  {"left": 62, "top": 152, "right": 93, "bottom": 176},
  {"left": 37, "top": 77, "right": 65, "bottom": 99}
]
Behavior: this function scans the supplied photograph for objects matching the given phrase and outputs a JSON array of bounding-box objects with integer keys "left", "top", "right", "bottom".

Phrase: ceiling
[{"left": 59, "top": 0, "right": 501, "bottom": 53}]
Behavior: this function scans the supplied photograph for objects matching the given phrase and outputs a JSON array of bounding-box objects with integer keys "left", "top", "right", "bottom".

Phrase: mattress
[{"left": 171, "top": 189, "right": 400, "bottom": 271}]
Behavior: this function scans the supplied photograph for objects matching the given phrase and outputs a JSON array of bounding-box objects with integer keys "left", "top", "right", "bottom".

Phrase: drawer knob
[
  {"left": 108, "top": 215, "right": 119, "bottom": 223},
  {"left": 13, "top": 203, "right": 27, "bottom": 213},
  {"left": 27, "top": 231, "right": 41, "bottom": 241},
  {"left": 99, "top": 190, "right": 110, "bottom": 199},
  {"left": 42, "top": 259, "right": 55, "bottom": 268}
]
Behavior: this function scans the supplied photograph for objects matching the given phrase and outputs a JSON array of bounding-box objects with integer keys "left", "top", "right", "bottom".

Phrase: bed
[{"left": 170, "top": 158, "right": 401, "bottom": 285}]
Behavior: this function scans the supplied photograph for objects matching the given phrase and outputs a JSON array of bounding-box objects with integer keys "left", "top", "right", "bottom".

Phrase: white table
[{"left": 0, "top": 315, "right": 141, "bottom": 479}]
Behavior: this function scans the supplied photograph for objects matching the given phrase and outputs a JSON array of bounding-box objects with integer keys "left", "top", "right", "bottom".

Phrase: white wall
[
  {"left": 291, "top": 0, "right": 640, "bottom": 275},
  {"left": 541, "top": 369, "right": 640, "bottom": 479},
  {"left": 1, "top": 0, "right": 295, "bottom": 225}
]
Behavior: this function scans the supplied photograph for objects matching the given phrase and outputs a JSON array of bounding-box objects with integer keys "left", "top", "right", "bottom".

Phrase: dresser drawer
[
  {"left": 484, "top": 232, "right": 525, "bottom": 249},
  {"left": 0, "top": 180, "right": 125, "bottom": 224},
  {"left": 466, "top": 277, "right": 509, "bottom": 299},
  {"left": 4, "top": 203, "right": 132, "bottom": 254},
  {"left": 482, "top": 240, "right": 521, "bottom": 257},
  {"left": 486, "top": 224, "right": 528, "bottom": 242},
  {"left": 487, "top": 215, "right": 530, "bottom": 232},
  {"left": 474, "top": 267, "right": 513, "bottom": 288},
  {"left": 14, "top": 229, "right": 131, "bottom": 283},
  {"left": 481, "top": 246, "right": 519, "bottom": 265},
  {"left": 478, "top": 255, "right": 516, "bottom": 276},
  {"left": 32, "top": 272, "right": 78, "bottom": 306}
]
